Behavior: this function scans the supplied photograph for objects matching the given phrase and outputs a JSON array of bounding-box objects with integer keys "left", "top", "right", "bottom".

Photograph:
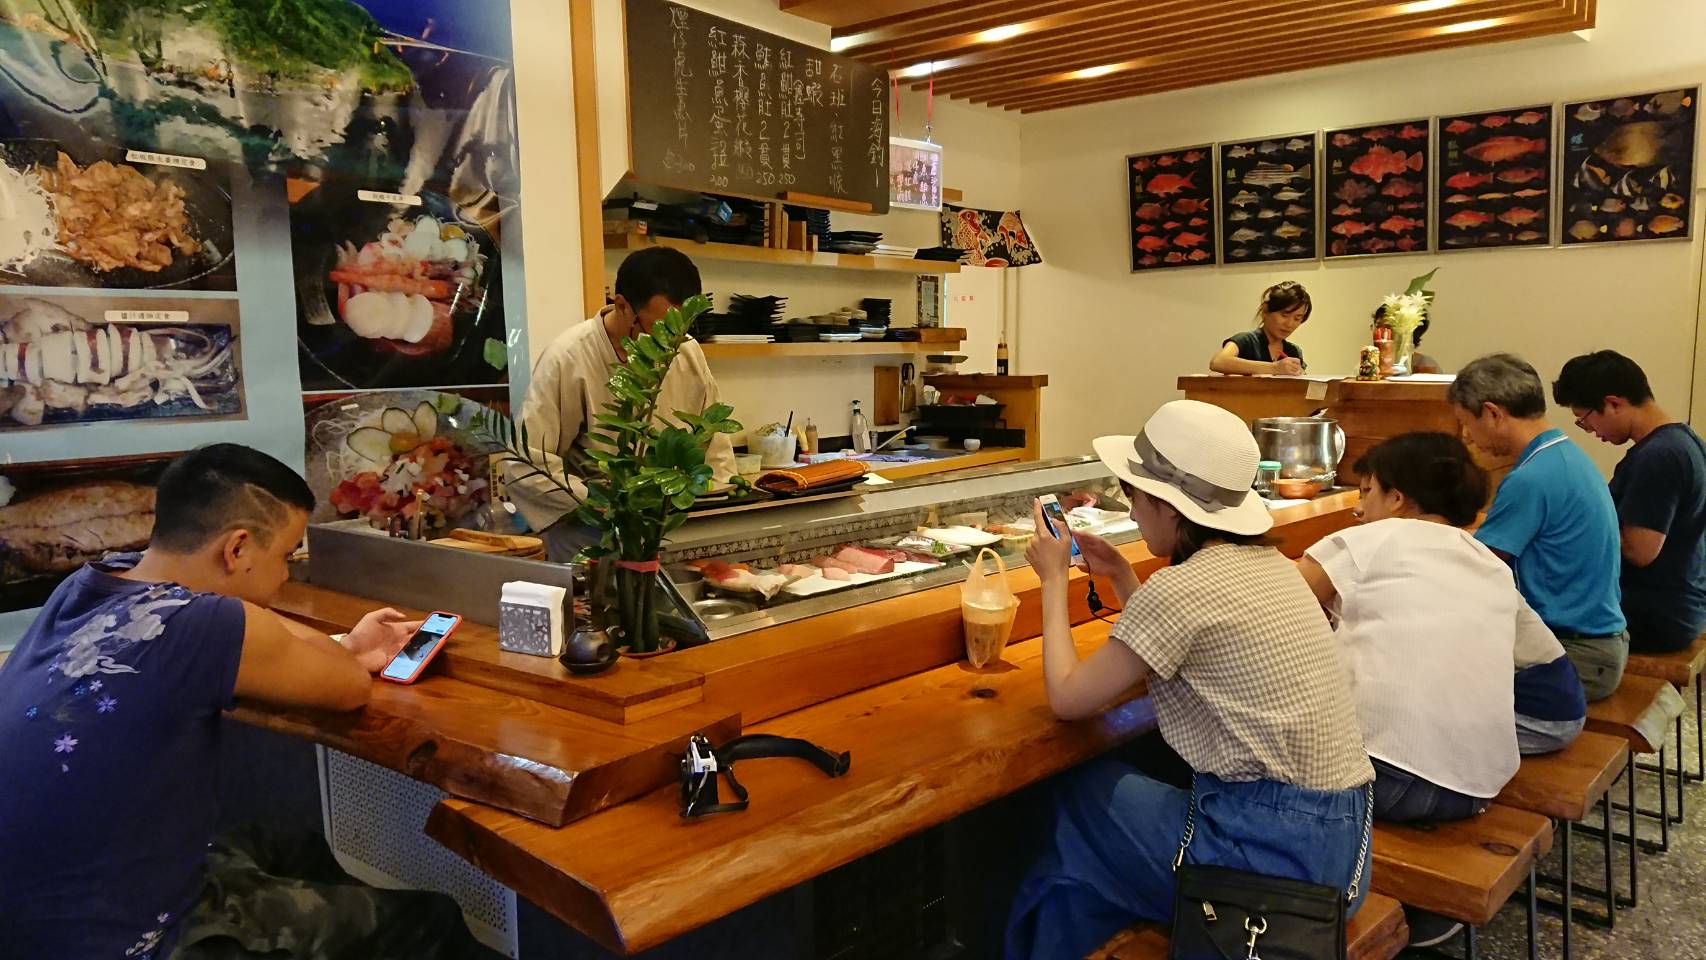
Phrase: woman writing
[
  {"left": 1006, "top": 399, "right": 1372, "bottom": 960},
  {"left": 1209, "top": 281, "right": 1312, "bottom": 375}
]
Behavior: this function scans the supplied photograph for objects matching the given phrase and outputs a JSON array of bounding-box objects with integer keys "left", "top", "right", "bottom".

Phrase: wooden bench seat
[
  {"left": 1371, "top": 803, "right": 1553, "bottom": 925},
  {"left": 1625, "top": 630, "right": 1706, "bottom": 689},
  {"left": 1586, "top": 674, "right": 1684, "bottom": 756},
  {"left": 1497, "top": 731, "right": 1629, "bottom": 821},
  {"left": 1087, "top": 891, "right": 1408, "bottom": 960}
]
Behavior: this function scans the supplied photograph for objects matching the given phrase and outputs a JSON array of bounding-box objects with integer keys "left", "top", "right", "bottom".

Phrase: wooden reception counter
[
  {"left": 1178, "top": 374, "right": 1515, "bottom": 484},
  {"left": 236, "top": 492, "right": 1360, "bottom": 955}
]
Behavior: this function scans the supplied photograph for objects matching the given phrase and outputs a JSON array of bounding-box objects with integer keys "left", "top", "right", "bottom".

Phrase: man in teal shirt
[{"left": 1450, "top": 353, "right": 1627, "bottom": 700}]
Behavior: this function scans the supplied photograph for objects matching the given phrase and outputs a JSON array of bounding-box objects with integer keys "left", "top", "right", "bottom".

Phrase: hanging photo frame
[
  {"left": 1323, "top": 118, "right": 1432, "bottom": 258},
  {"left": 1560, "top": 87, "right": 1697, "bottom": 245},
  {"left": 1435, "top": 105, "right": 1554, "bottom": 250},
  {"left": 1126, "top": 144, "right": 1215, "bottom": 271},
  {"left": 1216, "top": 132, "right": 1319, "bottom": 263},
  {"left": 890, "top": 137, "right": 943, "bottom": 211}
]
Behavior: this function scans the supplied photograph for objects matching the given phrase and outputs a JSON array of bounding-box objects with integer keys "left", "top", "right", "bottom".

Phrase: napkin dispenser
[{"left": 498, "top": 580, "right": 570, "bottom": 657}]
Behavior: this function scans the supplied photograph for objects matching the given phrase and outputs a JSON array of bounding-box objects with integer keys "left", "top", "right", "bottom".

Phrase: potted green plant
[{"left": 476, "top": 294, "right": 741, "bottom": 654}]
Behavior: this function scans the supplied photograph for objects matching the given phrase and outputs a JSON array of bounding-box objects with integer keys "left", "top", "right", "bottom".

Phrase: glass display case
[{"left": 663, "top": 457, "right": 1134, "bottom": 641}]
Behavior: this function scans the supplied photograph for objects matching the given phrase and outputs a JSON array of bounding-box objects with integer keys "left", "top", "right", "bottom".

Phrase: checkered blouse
[{"left": 1112, "top": 543, "right": 1373, "bottom": 791}]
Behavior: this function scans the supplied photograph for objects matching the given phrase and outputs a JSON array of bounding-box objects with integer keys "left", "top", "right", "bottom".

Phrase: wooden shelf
[
  {"left": 699, "top": 340, "right": 960, "bottom": 359},
  {"left": 605, "top": 231, "right": 960, "bottom": 274}
]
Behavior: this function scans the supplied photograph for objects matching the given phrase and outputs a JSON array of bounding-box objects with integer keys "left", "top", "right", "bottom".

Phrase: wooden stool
[
  {"left": 1496, "top": 731, "right": 1630, "bottom": 959},
  {"left": 1372, "top": 804, "right": 1551, "bottom": 960},
  {"left": 1625, "top": 628, "right": 1706, "bottom": 819},
  {"left": 1087, "top": 891, "right": 1408, "bottom": 960},
  {"left": 1586, "top": 674, "right": 1686, "bottom": 854}
]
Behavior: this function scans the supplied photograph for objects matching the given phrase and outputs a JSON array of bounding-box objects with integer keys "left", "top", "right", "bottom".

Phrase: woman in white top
[{"left": 1298, "top": 432, "right": 1583, "bottom": 823}]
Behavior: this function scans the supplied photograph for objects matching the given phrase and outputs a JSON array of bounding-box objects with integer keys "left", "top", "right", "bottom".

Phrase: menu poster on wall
[
  {"left": 0, "top": 141, "right": 237, "bottom": 291},
  {"left": 0, "top": 452, "right": 173, "bottom": 613},
  {"left": 1323, "top": 119, "right": 1431, "bottom": 258},
  {"left": 890, "top": 137, "right": 943, "bottom": 211},
  {"left": 291, "top": 177, "right": 508, "bottom": 392},
  {"left": 1561, "top": 87, "right": 1697, "bottom": 245},
  {"left": 1436, "top": 105, "right": 1553, "bottom": 250},
  {"left": 1217, "top": 133, "right": 1318, "bottom": 263},
  {"left": 0, "top": 294, "right": 243, "bottom": 431},
  {"left": 1127, "top": 145, "right": 1215, "bottom": 271}
]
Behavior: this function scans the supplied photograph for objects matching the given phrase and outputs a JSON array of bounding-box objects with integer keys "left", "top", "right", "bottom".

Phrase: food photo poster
[{"left": 0, "top": 0, "right": 531, "bottom": 640}]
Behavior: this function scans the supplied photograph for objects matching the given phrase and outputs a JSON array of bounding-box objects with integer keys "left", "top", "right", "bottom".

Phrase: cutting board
[{"left": 873, "top": 365, "right": 901, "bottom": 426}]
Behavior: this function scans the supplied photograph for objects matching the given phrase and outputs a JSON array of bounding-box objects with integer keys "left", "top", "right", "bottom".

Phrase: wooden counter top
[
  {"left": 425, "top": 620, "right": 1155, "bottom": 955},
  {"left": 921, "top": 373, "right": 1049, "bottom": 388},
  {"left": 869, "top": 445, "right": 1023, "bottom": 481}
]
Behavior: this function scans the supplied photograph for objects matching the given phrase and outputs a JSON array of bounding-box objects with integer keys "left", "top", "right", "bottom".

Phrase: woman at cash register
[{"left": 1208, "top": 281, "right": 1311, "bottom": 376}]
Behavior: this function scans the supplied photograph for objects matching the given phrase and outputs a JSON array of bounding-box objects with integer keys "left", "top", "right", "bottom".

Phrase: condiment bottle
[
  {"left": 803, "top": 418, "right": 819, "bottom": 455},
  {"left": 996, "top": 337, "right": 1010, "bottom": 376},
  {"left": 850, "top": 401, "right": 871, "bottom": 453}
]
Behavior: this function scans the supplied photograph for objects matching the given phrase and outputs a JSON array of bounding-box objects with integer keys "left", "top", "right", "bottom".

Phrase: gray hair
[{"left": 1447, "top": 353, "right": 1547, "bottom": 419}]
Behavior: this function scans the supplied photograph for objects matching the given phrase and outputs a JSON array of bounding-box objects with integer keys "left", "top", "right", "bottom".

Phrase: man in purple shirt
[{"left": 0, "top": 444, "right": 477, "bottom": 959}]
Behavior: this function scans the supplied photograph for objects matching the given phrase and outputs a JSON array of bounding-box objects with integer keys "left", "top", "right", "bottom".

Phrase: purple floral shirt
[{"left": 0, "top": 554, "right": 245, "bottom": 958}]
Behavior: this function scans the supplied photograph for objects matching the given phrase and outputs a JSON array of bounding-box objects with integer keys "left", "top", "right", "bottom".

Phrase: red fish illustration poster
[
  {"left": 1436, "top": 105, "right": 1553, "bottom": 250},
  {"left": 1217, "top": 132, "right": 1318, "bottom": 264},
  {"left": 1323, "top": 119, "right": 1432, "bottom": 258},
  {"left": 1127, "top": 145, "right": 1216, "bottom": 271},
  {"left": 1561, "top": 87, "right": 1697, "bottom": 245}
]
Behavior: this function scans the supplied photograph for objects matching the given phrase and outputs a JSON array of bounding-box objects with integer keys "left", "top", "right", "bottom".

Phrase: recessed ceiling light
[
  {"left": 898, "top": 61, "right": 940, "bottom": 78},
  {"left": 974, "top": 23, "right": 1025, "bottom": 44},
  {"left": 1397, "top": 0, "right": 1462, "bottom": 13},
  {"left": 1070, "top": 64, "right": 1122, "bottom": 80},
  {"left": 1438, "top": 16, "right": 1506, "bottom": 33}
]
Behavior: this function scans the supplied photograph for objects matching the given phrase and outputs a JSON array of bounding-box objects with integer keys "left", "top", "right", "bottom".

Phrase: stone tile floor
[{"left": 1437, "top": 698, "right": 1706, "bottom": 960}]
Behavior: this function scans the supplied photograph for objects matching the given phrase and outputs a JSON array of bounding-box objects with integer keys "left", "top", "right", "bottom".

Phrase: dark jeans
[{"left": 1371, "top": 757, "right": 1489, "bottom": 824}]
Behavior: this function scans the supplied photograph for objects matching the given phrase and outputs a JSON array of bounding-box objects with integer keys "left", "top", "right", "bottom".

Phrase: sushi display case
[{"left": 661, "top": 457, "right": 1135, "bottom": 642}]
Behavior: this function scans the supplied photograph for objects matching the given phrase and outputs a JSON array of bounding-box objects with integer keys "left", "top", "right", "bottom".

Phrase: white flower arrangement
[{"left": 1380, "top": 292, "right": 1429, "bottom": 344}]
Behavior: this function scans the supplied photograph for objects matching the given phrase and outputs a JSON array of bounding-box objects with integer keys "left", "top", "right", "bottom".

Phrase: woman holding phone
[
  {"left": 1209, "top": 281, "right": 1312, "bottom": 376},
  {"left": 1005, "top": 399, "right": 1372, "bottom": 960}
]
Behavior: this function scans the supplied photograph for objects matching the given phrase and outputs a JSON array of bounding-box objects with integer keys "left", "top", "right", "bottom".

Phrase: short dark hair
[
  {"left": 1372, "top": 304, "right": 1429, "bottom": 345},
  {"left": 1261, "top": 281, "right": 1312, "bottom": 323},
  {"left": 614, "top": 247, "right": 702, "bottom": 309},
  {"left": 1353, "top": 432, "right": 1488, "bottom": 527},
  {"left": 1552, "top": 350, "right": 1655, "bottom": 410},
  {"left": 152, "top": 444, "right": 315, "bottom": 552},
  {"left": 1447, "top": 353, "right": 1546, "bottom": 418}
]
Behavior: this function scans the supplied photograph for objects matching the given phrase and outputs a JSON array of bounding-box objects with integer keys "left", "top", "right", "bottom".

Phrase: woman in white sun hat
[{"left": 1005, "top": 399, "right": 1374, "bottom": 960}]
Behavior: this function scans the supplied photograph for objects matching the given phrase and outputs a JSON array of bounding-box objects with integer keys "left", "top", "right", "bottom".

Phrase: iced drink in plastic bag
[{"left": 961, "top": 547, "right": 1018, "bottom": 668}]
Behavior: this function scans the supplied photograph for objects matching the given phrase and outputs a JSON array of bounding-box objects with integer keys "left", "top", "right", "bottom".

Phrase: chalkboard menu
[{"left": 625, "top": 0, "right": 890, "bottom": 213}]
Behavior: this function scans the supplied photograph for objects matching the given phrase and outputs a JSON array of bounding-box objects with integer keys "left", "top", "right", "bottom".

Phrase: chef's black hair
[
  {"left": 153, "top": 444, "right": 315, "bottom": 551},
  {"left": 1552, "top": 350, "right": 1654, "bottom": 410},
  {"left": 615, "top": 247, "right": 703, "bottom": 310},
  {"left": 1353, "top": 432, "right": 1487, "bottom": 527}
]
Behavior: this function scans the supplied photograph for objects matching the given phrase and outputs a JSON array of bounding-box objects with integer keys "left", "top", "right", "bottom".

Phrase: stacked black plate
[
  {"left": 727, "top": 294, "right": 786, "bottom": 333},
  {"left": 784, "top": 206, "right": 832, "bottom": 244},
  {"left": 822, "top": 230, "right": 883, "bottom": 254},
  {"left": 859, "top": 298, "right": 893, "bottom": 326},
  {"left": 913, "top": 246, "right": 966, "bottom": 262}
]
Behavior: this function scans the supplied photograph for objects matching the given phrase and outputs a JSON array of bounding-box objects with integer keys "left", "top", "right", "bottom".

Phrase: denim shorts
[{"left": 1005, "top": 761, "right": 1371, "bottom": 960}]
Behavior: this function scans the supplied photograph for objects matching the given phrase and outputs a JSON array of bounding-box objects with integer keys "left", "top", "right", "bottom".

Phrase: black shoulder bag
[{"left": 1167, "top": 779, "right": 1373, "bottom": 960}]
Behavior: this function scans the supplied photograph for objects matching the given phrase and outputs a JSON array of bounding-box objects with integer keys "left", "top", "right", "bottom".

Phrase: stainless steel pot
[{"left": 1251, "top": 417, "right": 1346, "bottom": 485}]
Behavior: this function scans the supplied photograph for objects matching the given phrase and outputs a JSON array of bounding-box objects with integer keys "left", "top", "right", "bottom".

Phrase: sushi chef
[
  {"left": 509, "top": 247, "right": 737, "bottom": 561},
  {"left": 1208, "top": 281, "right": 1311, "bottom": 376}
]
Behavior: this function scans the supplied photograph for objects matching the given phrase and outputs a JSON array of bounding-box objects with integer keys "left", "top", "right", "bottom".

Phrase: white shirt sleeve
[{"left": 1513, "top": 595, "right": 1566, "bottom": 669}]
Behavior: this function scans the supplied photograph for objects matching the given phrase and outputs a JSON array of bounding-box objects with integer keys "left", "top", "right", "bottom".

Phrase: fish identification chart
[
  {"left": 1217, "top": 132, "right": 1319, "bottom": 263},
  {"left": 1323, "top": 118, "right": 1432, "bottom": 258},
  {"left": 1435, "top": 105, "right": 1554, "bottom": 250},
  {"left": 1561, "top": 87, "right": 1697, "bottom": 245},
  {"left": 1126, "top": 145, "right": 1216, "bottom": 271}
]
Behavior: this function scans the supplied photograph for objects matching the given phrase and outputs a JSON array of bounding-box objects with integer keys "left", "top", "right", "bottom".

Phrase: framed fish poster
[
  {"left": 1561, "top": 87, "right": 1697, "bottom": 245},
  {"left": 1436, "top": 106, "right": 1553, "bottom": 250},
  {"left": 1217, "top": 132, "right": 1318, "bottom": 263},
  {"left": 1127, "top": 145, "right": 1216, "bottom": 271},
  {"left": 1323, "top": 119, "right": 1431, "bottom": 258}
]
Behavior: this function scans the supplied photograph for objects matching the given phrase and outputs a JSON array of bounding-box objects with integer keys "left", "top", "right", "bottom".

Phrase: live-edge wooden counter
[{"left": 237, "top": 492, "right": 1359, "bottom": 954}]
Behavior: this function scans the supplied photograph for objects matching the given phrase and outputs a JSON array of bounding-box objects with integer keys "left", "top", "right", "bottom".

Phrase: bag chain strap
[{"left": 1172, "top": 776, "right": 1376, "bottom": 902}]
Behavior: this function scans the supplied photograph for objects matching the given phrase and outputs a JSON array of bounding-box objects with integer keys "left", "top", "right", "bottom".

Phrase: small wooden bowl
[{"left": 1273, "top": 478, "right": 1325, "bottom": 500}]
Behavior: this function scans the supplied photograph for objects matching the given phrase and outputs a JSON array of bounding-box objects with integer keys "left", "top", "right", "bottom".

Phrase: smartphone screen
[
  {"left": 381, "top": 612, "right": 458, "bottom": 681},
  {"left": 1039, "top": 495, "right": 1082, "bottom": 559}
]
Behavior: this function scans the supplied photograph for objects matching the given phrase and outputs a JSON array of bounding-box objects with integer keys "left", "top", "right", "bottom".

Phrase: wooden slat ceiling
[{"left": 780, "top": 0, "right": 1595, "bottom": 113}]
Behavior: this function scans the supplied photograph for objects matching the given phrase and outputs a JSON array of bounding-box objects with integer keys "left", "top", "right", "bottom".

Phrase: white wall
[
  {"left": 585, "top": 0, "right": 1023, "bottom": 444},
  {"left": 1017, "top": 2, "right": 1706, "bottom": 474}
]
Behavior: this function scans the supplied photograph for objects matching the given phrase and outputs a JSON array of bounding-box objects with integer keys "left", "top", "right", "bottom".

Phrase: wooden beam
[
  {"left": 781, "top": 0, "right": 955, "bottom": 31},
  {"left": 926, "top": 0, "right": 1553, "bottom": 95},
  {"left": 999, "top": 12, "right": 1586, "bottom": 112},
  {"left": 970, "top": 6, "right": 1571, "bottom": 107},
  {"left": 847, "top": 0, "right": 1179, "bottom": 57},
  {"left": 570, "top": 0, "right": 605, "bottom": 318}
]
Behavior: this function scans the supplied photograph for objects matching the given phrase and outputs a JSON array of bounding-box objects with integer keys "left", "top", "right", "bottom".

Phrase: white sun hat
[{"left": 1092, "top": 399, "right": 1272, "bottom": 536}]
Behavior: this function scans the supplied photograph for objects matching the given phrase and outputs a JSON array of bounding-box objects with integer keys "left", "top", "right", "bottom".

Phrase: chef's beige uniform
[{"left": 507, "top": 309, "right": 737, "bottom": 543}]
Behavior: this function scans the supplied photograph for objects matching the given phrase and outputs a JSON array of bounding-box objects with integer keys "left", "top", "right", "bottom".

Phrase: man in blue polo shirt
[
  {"left": 1450, "top": 353, "right": 1627, "bottom": 700},
  {"left": 1553, "top": 350, "right": 1706, "bottom": 655}
]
